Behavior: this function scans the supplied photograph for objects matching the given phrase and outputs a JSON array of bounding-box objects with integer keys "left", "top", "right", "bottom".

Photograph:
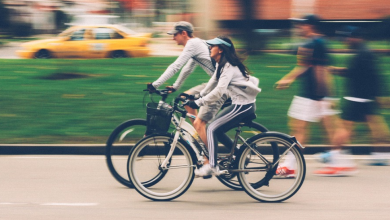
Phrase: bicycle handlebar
[{"left": 143, "top": 89, "right": 190, "bottom": 114}]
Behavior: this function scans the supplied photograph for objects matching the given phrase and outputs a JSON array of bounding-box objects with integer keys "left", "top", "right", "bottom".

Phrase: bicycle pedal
[
  {"left": 202, "top": 175, "right": 212, "bottom": 179},
  {"left": 218, "top": 170, "right": 229, "bottom": 175}
]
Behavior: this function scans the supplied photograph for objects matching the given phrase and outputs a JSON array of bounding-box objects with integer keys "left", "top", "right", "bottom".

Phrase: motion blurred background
[
  {"left": 0, "top": 0, "right": 389, "bottom": 145},
  {"left": 2, "top": 0, "right": 390, "bottom": 48}
]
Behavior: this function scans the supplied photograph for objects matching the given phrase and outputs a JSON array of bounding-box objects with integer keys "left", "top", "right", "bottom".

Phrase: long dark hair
[{"left": 215, "top": 36, "right": 251, "bottom": 80}]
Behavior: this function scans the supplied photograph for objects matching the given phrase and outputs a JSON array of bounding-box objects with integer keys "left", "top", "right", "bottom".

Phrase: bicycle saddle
[{"left": 240, "top": 113, "right": 257, "bottom": 125}]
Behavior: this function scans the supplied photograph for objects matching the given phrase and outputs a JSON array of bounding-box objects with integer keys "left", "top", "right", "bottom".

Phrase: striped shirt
[{"left": 152, "top": 38, "right": 215, "bottom": 90}]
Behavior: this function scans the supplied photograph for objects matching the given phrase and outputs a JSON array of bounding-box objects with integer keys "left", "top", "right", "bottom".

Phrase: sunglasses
[{"left": 208, "top": 45, "right": 218, "bottom": 50}]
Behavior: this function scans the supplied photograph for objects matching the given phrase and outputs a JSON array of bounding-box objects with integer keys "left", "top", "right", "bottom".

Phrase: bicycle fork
[{"left": 160, "top": 117, "right": 200, "bottom": 170}]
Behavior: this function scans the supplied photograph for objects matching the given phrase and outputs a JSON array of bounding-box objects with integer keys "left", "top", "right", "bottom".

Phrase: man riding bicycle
[{"left": 147, "top": 21, "right": 228, "bottom": 147}]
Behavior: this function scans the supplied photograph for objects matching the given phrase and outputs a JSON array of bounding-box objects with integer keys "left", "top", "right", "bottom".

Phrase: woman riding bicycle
[{"left": 187, "top": 36, "right": 261, "bottom": 177}]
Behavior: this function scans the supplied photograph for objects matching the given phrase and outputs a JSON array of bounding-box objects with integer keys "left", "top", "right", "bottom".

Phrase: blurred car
[{"left": 17, "top": 25, "right": 151, "bottom": 59}]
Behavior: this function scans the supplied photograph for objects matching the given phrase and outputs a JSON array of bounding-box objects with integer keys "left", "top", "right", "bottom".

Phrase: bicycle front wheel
[
  {"left": 106, "top": 119, "right": 148, "bottom": 188},
  {"left": 237, "top": 132, "right": 306, "bottom": 202},
  {"left": 127, "top": 134, "right": 196, "bottom": 201}
]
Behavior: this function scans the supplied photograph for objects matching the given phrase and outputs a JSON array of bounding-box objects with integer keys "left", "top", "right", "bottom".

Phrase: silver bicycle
[
  {"left": 127, "top": 93, "right": 306, "bottom": 202},
  {"left": 106, "top": 89, "right": 268, "bottom": 190}
]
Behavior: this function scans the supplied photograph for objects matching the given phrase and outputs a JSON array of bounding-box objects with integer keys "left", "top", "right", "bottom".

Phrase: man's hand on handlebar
[{"left": 146, "top": 83, "right": 156, "bottom": 93}]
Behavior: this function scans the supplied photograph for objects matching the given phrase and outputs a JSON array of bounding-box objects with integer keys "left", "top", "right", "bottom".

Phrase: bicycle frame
[
  {"left": 160, "top": 110, "right": 204, "bottom": 169},
  {"left": 152, "top": 90, "right": 304, "bottom": 173}
]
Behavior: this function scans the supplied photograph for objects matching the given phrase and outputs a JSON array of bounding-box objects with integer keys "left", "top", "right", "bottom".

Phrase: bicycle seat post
[{"left": 227, "top": 123, "right": 244, "bottom": 164}]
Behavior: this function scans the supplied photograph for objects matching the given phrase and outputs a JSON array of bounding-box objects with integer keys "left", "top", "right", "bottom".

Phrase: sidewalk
[{"left": 1, "top": 143, "right": 390, "bottom": 155}]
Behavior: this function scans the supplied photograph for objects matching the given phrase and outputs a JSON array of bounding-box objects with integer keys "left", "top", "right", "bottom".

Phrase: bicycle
[
  {"left": 105, "top": 89, "right": 268, "bottom": 189},
  {"left": 127, "top": 93, "right": 306, "bottom": 202}
]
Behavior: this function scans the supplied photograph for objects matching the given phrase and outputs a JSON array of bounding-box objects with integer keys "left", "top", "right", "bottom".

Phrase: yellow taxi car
[{"left": 17, "top": 25, "right": 151, "bottom": 59}]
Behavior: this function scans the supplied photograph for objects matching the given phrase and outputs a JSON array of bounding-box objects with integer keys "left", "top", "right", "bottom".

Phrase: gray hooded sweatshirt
[{"left": 195, "top": 63, "right": 261, "bottom": 106}]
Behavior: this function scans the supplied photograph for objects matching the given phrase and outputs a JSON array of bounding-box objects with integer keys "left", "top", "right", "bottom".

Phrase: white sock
[
  {"left": 329, "top": 149, "right": 355, "bottom": 167},
  {"left": 280, "top": 151, "right": 296, "bottom": 170}
]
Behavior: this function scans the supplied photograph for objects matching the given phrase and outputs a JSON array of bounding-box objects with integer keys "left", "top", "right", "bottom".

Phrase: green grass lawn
[{"left": 0, "top": 54, "right": 389, "bottom": 144}]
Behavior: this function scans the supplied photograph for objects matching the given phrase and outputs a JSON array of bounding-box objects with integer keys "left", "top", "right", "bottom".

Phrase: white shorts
[{"left": 288, "top": 96, "right": 339, "bottom": 122}]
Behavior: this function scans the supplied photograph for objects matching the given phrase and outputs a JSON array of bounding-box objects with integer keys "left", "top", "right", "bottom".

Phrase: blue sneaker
[
  {"left": 368, "top": 153, "right": 389, "bottom": 166},
  {"left": 315, "top": 151, "right": 332, "bottom": 163},
  {"left": 368, "top": 158, "right": 389, "bottom": 166}
]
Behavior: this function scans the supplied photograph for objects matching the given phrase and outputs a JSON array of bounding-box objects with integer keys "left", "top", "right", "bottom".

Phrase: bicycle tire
[
  {"left": 237, "top": 132, "right": 306, "bottom": 202},
  {"left": 105, "top": 119, "right": 148, "bottom": 188},
  {"left": 127, "top": 134, "right": 196, "bottom": 201},
  {"left": 216, "top": 121, "right": 268, "bottom": 191}
]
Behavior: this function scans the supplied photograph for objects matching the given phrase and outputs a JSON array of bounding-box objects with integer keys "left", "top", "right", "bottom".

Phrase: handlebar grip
[
  {"left": 174, "top": 97, "right": 186, "bottom": 103},
  {"left": 179, "top": 93, "right": 190, "bottom": 98},
  {"left": 179, "top": 93, "right": 196, "bottom": 100}
]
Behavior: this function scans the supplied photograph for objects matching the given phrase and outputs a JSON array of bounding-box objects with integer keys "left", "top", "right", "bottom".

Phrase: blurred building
[
  {"left": 207, "top": 0, "right": 390, "bottom": 28},
  {"left": 2, "top": 0, "right": 390, "bottom": 37}
]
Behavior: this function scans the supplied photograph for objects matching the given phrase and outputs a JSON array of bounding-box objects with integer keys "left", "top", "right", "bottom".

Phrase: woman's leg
[{"left": 206, "top": 104, "right": 255, "bottom": 168}]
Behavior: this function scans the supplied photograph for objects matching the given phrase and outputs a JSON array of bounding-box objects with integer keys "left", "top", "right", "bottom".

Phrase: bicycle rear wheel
[
  {"left": 216, "top": 121, "right": 268, "bottom": 191},
  {"left": 237, "top": 132, "right": 306, "bottom": 202},
  {"left": 105, "top": 119, "right": 148, "bottom": 188},
  {"left": 127, "top": 134, "right": 196, "bottom": 201}
]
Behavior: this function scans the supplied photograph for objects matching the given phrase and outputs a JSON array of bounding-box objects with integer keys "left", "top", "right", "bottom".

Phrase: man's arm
[
  {"left": 171, "top": 58, "right": 197, "bottom": 90},
  {"left": 152, "top": 42, "right": 195, "bottom": 89},
  {"left": 275, "top": 66, "right": 309, "bottom": 89},
  {"left": 199, "top": 71, "right": 218, "bottom": 97},
  {"left": 195, "top": 65, "right": 233, "bottom": 107},
  {"left": 328, "top": 66, "right": 348, "bottom": 76}
]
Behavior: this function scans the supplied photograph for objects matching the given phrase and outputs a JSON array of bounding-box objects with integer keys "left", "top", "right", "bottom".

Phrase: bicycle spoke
[
  {"left": 237, "top": 134, "right": 306, "bottom": 202},
  {"left": 128, "top": 135, "right": 195, "bottom": 201}
]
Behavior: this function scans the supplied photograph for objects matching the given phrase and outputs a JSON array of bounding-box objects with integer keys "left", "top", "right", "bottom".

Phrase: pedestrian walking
[
  {"left": 323, "top": 26, "right": 390, "bottom": 171},
  {"left": 275, "top": 14, "right": 339, "bottom": 177}
]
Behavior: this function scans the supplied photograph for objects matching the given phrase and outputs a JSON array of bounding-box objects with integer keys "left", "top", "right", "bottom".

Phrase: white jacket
[{"left": 195, "top": 63, "right": 261, "bottom": 106}]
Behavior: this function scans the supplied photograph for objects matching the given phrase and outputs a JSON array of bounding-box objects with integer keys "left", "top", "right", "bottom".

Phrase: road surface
[{"left": 0, "top": 155, "right": 389, "bottom": 220}]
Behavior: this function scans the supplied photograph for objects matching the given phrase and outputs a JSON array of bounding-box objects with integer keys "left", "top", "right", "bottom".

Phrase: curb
[{"left": 1, "top": 144, "right": 390, "bottom": 155}]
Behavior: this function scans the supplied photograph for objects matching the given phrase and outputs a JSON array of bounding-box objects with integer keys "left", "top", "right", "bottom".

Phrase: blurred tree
[
  {"left": 242, "top": 0, "right": 260, "bottom": 54},
  {"left": 0, "top": 0, "right": 10, "bottom": 31},
  {"left": 383, "top": 16, "right": 390, "bottom": 56}
]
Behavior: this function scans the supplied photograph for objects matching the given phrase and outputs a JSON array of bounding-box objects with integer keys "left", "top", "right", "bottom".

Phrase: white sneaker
[{"left": 194, "top": 164, "right": 219, "bottom": 178}]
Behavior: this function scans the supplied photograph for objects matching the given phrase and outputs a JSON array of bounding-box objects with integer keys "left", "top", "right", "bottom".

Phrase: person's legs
[
  {"left": 183, "top": 83, "right": 208, "bottom": 124},
  {"left": 289, "top": 117, "right": 309, "bottom": 146},
  {"left": 287, "top": 96, "right": 323, "bottom": 146},
  {"left": 194, "top": 94, "right": 227, "bottom": 147},
  {"left": 314, "top": 119, "right": 357, "bottom": 176},
  {"left": 366, "top": 115, "right": 390, "bottom": 144},
  {"left": 195, "top": 104, "right": 255, "bottom": 177},
  {"left": 366, "top": 114, "right": 390, "bottom": 165},
  {"left": 193, "top": 117, "right": 207, "bottom": 147},
  {"left": 276, "top": 96, "right": 316, "bottom": 178},
  {"left": 275, "top": 117, "right": 309, "bottom": 178}
]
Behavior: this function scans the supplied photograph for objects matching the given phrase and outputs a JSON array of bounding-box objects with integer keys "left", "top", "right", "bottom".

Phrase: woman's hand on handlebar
[
  {"left": 187, "top": 101, "right": 200, "bottom": 109},
  {"left": 174, "top": 94, "right": 199, "bottom": 109},
  {"left": 165, "top": 86, "right": 177, "bottom": 94},
  {"left": 179, "top": 93, "right": 201, "bottom": 100}
]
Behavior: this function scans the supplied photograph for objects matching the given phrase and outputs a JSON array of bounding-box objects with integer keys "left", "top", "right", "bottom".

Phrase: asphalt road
[{"left": 0, "top": 155, "right": 389, "bottom": 220}]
